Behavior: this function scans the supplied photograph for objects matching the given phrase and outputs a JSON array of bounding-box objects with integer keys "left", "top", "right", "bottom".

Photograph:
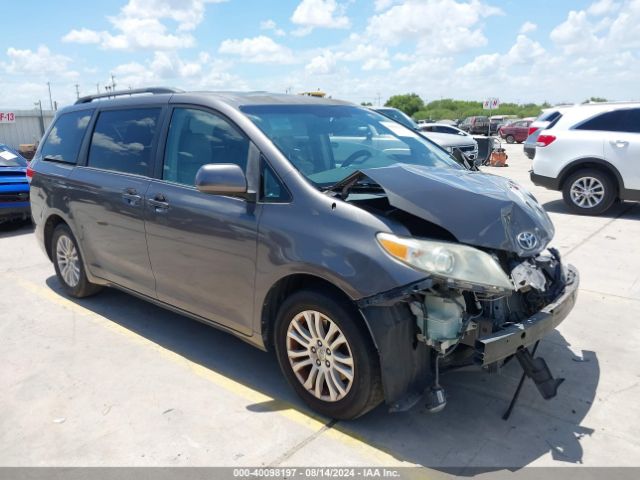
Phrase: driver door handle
[
  {"left": 122, "top": 188, "right": 142, "bottom": 206},
  {"left": 611, "top": 140, "right": 629, "bottom": 148}
]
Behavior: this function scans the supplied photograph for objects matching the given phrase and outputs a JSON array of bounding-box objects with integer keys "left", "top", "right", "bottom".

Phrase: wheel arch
[
  {"left": 43, "top": 213, "right": 69, "bottom": 261},
  {"left": 260, "top": 273, "right": 374, "bottom": 352},
  {"left": 558, "top": 158, "right": 624, "bottom": 195}
]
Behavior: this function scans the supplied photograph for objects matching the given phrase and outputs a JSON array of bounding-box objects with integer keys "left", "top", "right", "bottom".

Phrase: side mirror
[{"left": 195, "top": 163, "right": 248, "bottom": 196}]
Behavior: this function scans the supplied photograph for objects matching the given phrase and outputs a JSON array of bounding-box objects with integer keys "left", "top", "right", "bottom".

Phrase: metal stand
[{"left": 502, "top": 341, "right": 540, "bottom": 421}]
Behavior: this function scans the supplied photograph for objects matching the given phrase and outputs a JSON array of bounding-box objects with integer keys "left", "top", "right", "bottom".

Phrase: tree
[
  {"left": 360, "top": 101, "right": 373, "bottom": 106},
  {"left": 583, "top": 97, "right": 608, "bottom": 103},
  {"left": 384, "top": 93, "right": 424, "bottom": 116}
]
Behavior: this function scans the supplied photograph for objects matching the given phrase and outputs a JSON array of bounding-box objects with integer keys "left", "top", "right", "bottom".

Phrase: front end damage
[{"left": 358, "top": 248, "right": 579, "bottom": 414}]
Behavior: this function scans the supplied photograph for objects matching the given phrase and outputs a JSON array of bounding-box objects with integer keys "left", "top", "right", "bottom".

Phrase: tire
[
  {"left": 506, "top": 135, "right": 515, "bottom": 144},
  {"left": 274, "top": 289, "right": 383, "bottom": 420},
  {"left": 52, "top": 224, "right": 102, "bottom": 298},
  {"left": 562, "top": 169, "right": 616, "bottom": 215}
]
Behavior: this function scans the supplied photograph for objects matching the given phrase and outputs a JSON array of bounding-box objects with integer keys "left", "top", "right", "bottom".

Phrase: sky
[{"left": 0, "top": 0, "right": 639, "bottom": 109}]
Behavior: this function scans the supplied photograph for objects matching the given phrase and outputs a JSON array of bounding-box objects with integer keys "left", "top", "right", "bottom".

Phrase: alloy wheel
[
  {"left": 570, "top": 176, "right": 605, "bottom": 208},
  {"left": 56, "top": 234, "right": 80, "bottom": 288},
  {"left": 286, "top": 310, "right": 354, "bottom": 402}
]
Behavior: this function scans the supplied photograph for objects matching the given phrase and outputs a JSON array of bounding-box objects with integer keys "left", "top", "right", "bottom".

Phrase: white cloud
[
  {"left": 519, "top": 21, "right": 537, "bottom": 34},
  {"left": 374, "top": 0, "right": 399, "bottom": 11},
  {"left": 218, "top": 36, "right": 294, "bottom": 64},
  {"left": 112, "top": 51, "right": 247, "bottom": 91},
  {"left": 366, "top": 0, "right": 502, "bottom": 54},
  {"left": 62, "top": 28, "right": 102, "bottom": 44},
  {"left": 260, "top": 19, "right": 286, "bottom": 36},
  {"left": 506, "top": 34, "right": 545, "bottom": 63},
  {"left": 551, "top": 1, "right": 640, "bottom": 54},
  {"left": 587, "top": 0, "right": 620, "bottom": 16},
  {"left": 61, "top": 0, "right": 225, "bottom": 50},
  {"left": 305, "top": 51, "right": 338, "bottom": 75},
  {"left": 291, "top": 0, "right": 350, "bottom": 35},
  {"left": 1, "top": 46, "right": 73, "bottom": 76}
]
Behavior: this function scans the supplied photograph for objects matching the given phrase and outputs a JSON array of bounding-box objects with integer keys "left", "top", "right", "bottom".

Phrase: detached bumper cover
[
  {"left": 0, "top": 202, "right": 31, "bottom": 222},
  {"left": 475, "top": 265, "right": 579, "bottom": 366}
]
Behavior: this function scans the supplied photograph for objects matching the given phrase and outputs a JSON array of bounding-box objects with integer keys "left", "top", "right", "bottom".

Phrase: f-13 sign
[{"left": 0, "top": 112, "right": 16, "bottom": 123}]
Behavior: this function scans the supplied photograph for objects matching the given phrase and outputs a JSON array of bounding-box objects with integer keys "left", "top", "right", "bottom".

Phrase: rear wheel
[
  {"left": 274, "top": 290, "right": 383, "bottom": 419},
  {"left": 506, "top": 134, "right": 515, "bottom": 144},
  {"left": 562, "top": 169, "right": 616, "bottom": 215},
  {"left": 52, "top": 224, "right": 102, "bottom": 298}
]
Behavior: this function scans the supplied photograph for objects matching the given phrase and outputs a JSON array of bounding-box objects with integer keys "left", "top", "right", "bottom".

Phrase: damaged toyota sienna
[{"left": 29, "top": 88, "right": 579, "bottom": 419}]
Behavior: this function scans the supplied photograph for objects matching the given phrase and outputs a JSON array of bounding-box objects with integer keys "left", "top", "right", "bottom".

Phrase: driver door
[{"left": 144, "top": 106, "right": 259, "bottom": 335}]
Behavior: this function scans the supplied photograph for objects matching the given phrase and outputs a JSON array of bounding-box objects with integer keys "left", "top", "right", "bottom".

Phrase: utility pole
[
  {"left": 111, "top": 74, "right": 117, "bottom": 91},
  {"left": 96, "top": 83, "right": 100, "bottom": 94},
  {"left": 376, "top": 92, "right": 381, "bottom": 106},
  {"left": 75, "top": 84, "right": 80, "bottom": 100},
  {"left": 46, "top": 82, "right": 53, "bottom": 110},
  {"left": 34, "top": 100, "right": 45, "bottom": 137}
]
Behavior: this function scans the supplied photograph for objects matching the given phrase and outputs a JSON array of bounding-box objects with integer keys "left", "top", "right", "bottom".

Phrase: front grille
[{"left": 459, "top": 145, "right": 477, "bottom": 153}]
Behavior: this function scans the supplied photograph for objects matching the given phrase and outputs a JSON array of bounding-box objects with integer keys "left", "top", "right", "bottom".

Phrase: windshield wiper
[{"left": 321, "top": 171, "right": 384, "bottom": 200}]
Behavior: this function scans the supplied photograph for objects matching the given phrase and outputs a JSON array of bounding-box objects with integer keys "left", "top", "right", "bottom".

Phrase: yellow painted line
[{"left": 11, "top": 273, "right": 414, "bottom": 467}]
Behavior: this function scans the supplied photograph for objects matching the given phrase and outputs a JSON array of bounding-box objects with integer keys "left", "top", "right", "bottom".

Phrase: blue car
[{"left": 0, "top": 143, "right": 30, "bottom": 224}]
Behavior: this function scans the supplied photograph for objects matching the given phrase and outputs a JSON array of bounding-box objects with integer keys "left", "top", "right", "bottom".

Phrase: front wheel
[
  {"left": 52, "top": 224, "right": 102, "bottom": 298},
  {"left": 274, "top": 290, "right": 383, "bottom": 419},
  {"left": 562, "top": 169, "right": 616, "bottom": 215},
  {"left": 506, "top": 134, "right": 515, "bottom": 144}
]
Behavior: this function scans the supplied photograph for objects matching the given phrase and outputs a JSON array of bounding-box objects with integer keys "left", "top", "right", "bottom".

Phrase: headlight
[{"left": 377, "top": 233, "right": 514, "bottom": 292}]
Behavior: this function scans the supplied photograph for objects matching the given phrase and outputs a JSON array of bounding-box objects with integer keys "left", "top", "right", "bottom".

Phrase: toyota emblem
[{"left": 517, "top": 231, "right": 538, "bottom": 250}]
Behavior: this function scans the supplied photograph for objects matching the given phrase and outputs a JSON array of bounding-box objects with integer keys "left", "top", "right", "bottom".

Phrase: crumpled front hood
[{"left": 362, "top": 164, "right": 555, "bottom": 257}]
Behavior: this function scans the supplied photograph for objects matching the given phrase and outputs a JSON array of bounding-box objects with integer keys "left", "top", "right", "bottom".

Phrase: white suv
[{"left": 531, "top": 103, "right": 640, "bottom": 215}]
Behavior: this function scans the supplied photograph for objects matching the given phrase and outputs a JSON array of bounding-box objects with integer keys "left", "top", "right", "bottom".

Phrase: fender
[{"left": 557, "top": 157, "right": 625, "bottom": 192}]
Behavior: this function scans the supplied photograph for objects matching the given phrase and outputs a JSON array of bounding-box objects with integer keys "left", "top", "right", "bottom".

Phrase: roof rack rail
[{"left": 75, "top": 87, "right": 183, "bottom": 104}]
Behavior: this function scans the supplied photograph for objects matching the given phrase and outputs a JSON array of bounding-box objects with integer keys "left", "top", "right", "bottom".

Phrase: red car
[{"left": 499, "top": 120, "right": 532, "bottom": 144}]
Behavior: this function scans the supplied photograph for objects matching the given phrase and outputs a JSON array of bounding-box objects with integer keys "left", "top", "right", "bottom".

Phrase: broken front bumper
[{"left": 474, "top": 265, "right": 579, "bottom": 366}]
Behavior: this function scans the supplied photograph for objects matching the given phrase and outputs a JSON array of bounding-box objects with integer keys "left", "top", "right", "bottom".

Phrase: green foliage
[
  {"left": 385, "top": 94, "right": 551, "bottom": 121},
  {"left": 360, "top": 101, "right": 373, "bottom": 106},
  {"left": 384, "top": 93, "right": 424, "bottom": 116},
  {"left": 583, "top": 97, "right": 608, "bottom": 103}
]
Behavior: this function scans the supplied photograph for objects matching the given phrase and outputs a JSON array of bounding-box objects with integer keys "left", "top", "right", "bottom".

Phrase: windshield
[
  {"left": 375, "top": 108, "right": 418, "bottom": 130},
  {"left": 0, "top": 146, "right": 27, "bottom": 167},
  {"left": 241, "top": 105, "right": 462, "bottom": 188}
]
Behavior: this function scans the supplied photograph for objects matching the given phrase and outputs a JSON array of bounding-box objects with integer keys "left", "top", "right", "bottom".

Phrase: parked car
[
  {"left": 531, "top": 102, "right": 640, "bottom": 215},
  {"left": 0, "top": 143, "right": 30, "bottom": 224},
  {"left": 499, "top": 120, "right": 532, "bottom": 144},
  {"left": 373, "top": 108, "right": 479, "bottom": 161},
  {"left": 30, "top": 88, "right": 578, "bottom": 419},
  {"left": 417, "top": 123, "right": 469, "bottom": 136},
  {"left": 524, "top": 109, "right": 566, "bottom": 159},
  {"left": 489, "top": 118, "right": 504, "bottom": 135},
  {"left": 459, "top": 116, "right": 490, "bottom": 135}
]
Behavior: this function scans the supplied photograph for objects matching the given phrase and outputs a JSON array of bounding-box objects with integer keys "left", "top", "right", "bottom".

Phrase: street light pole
[
  {"left": 46, "top": 82, "right": 53, "bottom": 110},
  {"left": 34, "top": 100, "right": 45, "bottom": 137}
]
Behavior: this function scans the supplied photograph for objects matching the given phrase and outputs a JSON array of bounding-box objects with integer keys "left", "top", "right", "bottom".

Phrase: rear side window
[
  {"left": 87, "top": 108, "right": 161, "bottom": 176},
  {"left": 537, "top": 110, "right": 561, "bottom": 122},
  {"left": 40, "top": 110, "right": 93, "bottom": 164},
  {"left": 576, "top": 109, "right": 640, "bottom": 133}
]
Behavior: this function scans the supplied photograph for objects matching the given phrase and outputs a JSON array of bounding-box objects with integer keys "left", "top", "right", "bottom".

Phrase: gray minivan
[{"left": 29, "top": 88, "right": 579, "bottom": 419}]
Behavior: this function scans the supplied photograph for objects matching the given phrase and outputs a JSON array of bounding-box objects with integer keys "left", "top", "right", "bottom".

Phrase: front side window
[
  {"left": 241, "top": 105, "right": 462, "bottom": 188},
  {"left": 41, "top": 110, "right": 93, "bottom": 164},
  {"left": 163, "top": 108, "right": 250, "bottom": 186},
  {"left": 87, "top": 108, "right": 161, "bottom": 175},
  {"left": 577, "top": 109, "right": 640, "bottom": 133}
]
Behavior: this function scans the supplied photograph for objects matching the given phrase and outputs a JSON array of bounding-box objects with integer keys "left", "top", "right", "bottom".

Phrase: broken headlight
[{"left": 377, "top": 233, "right": 514, "bottom": 293}]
